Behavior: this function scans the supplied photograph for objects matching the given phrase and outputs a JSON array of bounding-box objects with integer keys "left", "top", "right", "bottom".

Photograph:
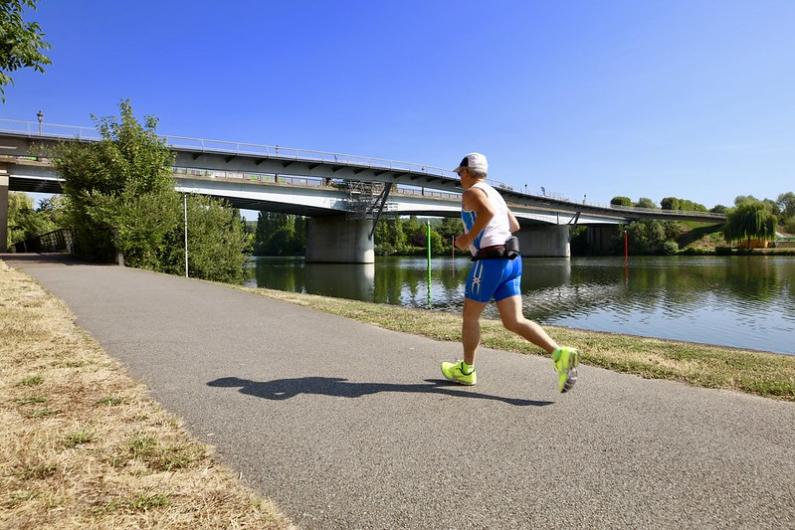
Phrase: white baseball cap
[{"left": 453, "top": 152, "right": 488, "bottom": 175}]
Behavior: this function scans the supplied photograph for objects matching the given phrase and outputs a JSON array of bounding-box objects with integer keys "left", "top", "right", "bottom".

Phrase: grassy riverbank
[
  {"left": 241, "top": 287, "right": 795, "bottom": 401},
  {"left": 0, "top": 261, "right": 293, "bottom": 529}
]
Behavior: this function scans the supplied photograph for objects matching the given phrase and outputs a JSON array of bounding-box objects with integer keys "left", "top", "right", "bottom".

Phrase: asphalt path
[{"left": 6, "top": 255, "right": 795, "bottom": 529}]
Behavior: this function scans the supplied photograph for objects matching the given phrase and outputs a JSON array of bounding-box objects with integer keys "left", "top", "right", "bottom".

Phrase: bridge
[{"left": 0, "top": 120, "right": 725, "bottom": 262}]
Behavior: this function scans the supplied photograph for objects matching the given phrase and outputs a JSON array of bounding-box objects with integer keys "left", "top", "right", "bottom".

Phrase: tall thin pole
[
  {"left": 426, "top": 220, "right": 432, "bottom": 304},
  {"left": 426, "top": 221, "right": 432, "bottom": 265},
  {"left": 624, "top": 228, "right": 629, "bottom": 264},
  {"left": 183, "top": 194, "right": 189, "bottom": 278}
]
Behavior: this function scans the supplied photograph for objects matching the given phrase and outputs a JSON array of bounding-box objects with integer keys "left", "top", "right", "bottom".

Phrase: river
[{"left": 245, "top": 255, "right": 795, "bottom": 355}]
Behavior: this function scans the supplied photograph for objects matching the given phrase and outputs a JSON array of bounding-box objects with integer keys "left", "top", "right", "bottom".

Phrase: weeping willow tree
[{"left": 723, "top": 201, "right": 777, "bottom": 247}]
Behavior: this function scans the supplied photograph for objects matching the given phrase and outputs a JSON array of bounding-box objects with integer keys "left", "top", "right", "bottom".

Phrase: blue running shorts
[{"left": 465, "top": 258, "right": 522, "bottom": 303}]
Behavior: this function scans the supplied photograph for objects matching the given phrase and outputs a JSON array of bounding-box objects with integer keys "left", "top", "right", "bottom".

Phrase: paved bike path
[{"left": 7, "top": 256, "right": 795, "bottom": 529}]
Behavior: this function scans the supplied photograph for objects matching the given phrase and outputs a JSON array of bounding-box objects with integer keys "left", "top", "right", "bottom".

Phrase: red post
[{"left": 624, "top": 229, "right": 629, "bottom": 263}]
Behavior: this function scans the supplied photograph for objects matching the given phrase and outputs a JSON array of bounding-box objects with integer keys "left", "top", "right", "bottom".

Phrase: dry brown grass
[{"left": 0, "top": 260, "right": 295, "bottom": 529}]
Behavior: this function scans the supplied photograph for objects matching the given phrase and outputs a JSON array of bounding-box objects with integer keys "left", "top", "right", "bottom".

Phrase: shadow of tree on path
[{"left": 207, "top": 376, "right": 553, "bottom": 407}]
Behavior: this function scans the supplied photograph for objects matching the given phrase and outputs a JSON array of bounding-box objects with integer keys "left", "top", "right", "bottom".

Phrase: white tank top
[{"left": 461, "top": 182, "right": 512, "bottom": 256}]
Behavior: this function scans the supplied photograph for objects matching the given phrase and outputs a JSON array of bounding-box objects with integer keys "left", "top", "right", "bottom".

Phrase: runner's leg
[
  {"left": 462, "top": 297, "right": 487, "bottom": 365},
  {"left": 495, "top": 295, "right": 559, "bottom": 354}
]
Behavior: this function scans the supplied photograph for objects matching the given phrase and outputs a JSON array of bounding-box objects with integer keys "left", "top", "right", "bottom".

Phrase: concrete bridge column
[
  {"left": 306, "top": 215, "right": 375, "bottom": 263},
  {"left": 516, "top": 225, "right": 570, "bottom": 258},
  {"left": 0, "top": 169, "right": 9, "bottom": 252}
]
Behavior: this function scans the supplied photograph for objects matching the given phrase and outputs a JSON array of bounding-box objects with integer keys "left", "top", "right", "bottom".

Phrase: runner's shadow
[{"left": 207, "top": 376, "right": 553, "bottom": 407}]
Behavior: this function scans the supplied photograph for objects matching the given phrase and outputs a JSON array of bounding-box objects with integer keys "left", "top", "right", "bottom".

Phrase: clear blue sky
[{"left": 4, "top": 0, "right": 794, "bottom": 209}]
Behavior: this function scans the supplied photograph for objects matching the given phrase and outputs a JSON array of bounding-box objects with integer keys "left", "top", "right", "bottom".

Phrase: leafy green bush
[
  {"left": 635, "top": 197, "right": 657, "bottom": 209},
  {"left": 661, "top": 197, "right": 707, "bottom": 212},
  {"left": 662, "top": 241, "right": 679, "bottom": 255},
  {"left": 51, "top": 100, "right": 250, "bottom": 282},
  {"left": 162, "top": 195, "right": 251, "bottom": 283},
  {"left": 715, "top": 246, "right": 733, "bottom": 255},
  {"left": 681, "top": 247, "right": 704, "bottom": 256}
]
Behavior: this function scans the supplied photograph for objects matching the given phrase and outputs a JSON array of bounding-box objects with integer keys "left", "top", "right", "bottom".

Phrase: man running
[{"left": 441, "top": 153, "right": 580, "bottom": 392}]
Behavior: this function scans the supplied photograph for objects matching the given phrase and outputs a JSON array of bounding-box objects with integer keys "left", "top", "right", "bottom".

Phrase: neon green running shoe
[
  {"left": 440, "top": 361, "right": 477, "bottom": 386},
  {"left": 552, "top": 347, "right": 579, "bottom": 393}
]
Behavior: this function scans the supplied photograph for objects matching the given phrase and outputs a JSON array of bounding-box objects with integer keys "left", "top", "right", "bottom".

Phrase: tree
[
  {"left": 253, "top": 211, "right": 281, "bottom": 255},
  {"left": 253, "top": 212, "right": 306, "bottom": 256},
  {"left": 734, "top": 195, "right": 758, "bottom": 206},
  {"left": 37, "top": 195, "right": 69, "bottom": 227},
  {"left": 635, "top": 197, "right": 656, "bottom": 209},
  {"left": 762, "top": 199, "right": 781, "bottom": 217},
  {"left": 404, "top": 216, "right": 424, "bottom": 247},
  {"left": 435, "top": 217, "right": 463, "bottom": 252},
  {"left": 428, "top": 228, "right": 445, "bottom": 255},
  {"left": 0, "top": 0, "right": 51, "bottom": 102},
  {"left": 52, "top": 100, "right": 250, "bottom": 281},
  {"left": 710, "top": 204, "right": 728, "bottom": 214},
  {"left": 661, "top": 196, "right": 707, "bottom": 212},
  {"left": 53, "top": 100, "right": 176, "bottom": 261},
  {"left": 776, "top": 192, "right": 795, "bottom": 220},
  {"left": 374, "top": 217, "right": 406, "bottom": 256},
  {"left": 723, "top": 201, "right": 777, "bottom": 246},
  {"left": 610, "top": 196, "right": 632, "bottom": 207},
  {"left": 162, "top": 195, "right": 251, "bottom": 283},
  {"left": 623, "top": 220, "right": 668, "bottom": 254},
  {"left": 6, "top": 191, "right": 55, "bottom": 247}
]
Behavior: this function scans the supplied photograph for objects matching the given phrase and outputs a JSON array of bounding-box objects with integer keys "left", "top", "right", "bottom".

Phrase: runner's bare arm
[
  {"left": 456, "top": 188, "right": 495, "bottom": 250},
  {"left": 507, "top": 209, "right": 520, "bottom": 233}
]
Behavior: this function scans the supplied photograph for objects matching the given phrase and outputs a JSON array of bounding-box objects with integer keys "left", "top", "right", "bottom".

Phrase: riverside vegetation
[{"left": 36, "top": 100, "right": 251, "bottom": 283}]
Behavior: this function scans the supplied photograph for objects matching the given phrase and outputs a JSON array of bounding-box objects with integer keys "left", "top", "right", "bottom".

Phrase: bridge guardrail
[
  {"left": 173, "top": 166, "right": 462, "bottom": 201},
  {"left": 0, "top": 118, "right": 456, "bottom": 178},
  {"left": 11, "top": 228, "right": 73, "bottom": 253}
]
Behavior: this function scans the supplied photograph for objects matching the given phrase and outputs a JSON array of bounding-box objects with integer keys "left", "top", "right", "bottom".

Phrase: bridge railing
[
  {"left": 0, "top": 118, "right": 456, "bottom": 178},
  {"left": 0, "top": 118, "right": 98, "bottom": 141},
  {"left": 0, "top": 119, "right": 552, "bottom": 203},
  {"left": 392, "top": 186, "right": 460, "bottom": 201},
  {"left": 173, "top": 167, "right": 329, "bottom": 188},
  {"left": 11, "top": 228, "right": 73, "bottom": 253},
  {"left": 173, "top": 166, "right": 461, "bottom": 201},
  {"left": 605, "top": 204, "right": 726, "bottom": 220}
]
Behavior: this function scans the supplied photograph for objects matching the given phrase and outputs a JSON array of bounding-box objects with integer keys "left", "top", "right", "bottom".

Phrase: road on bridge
[{"left": 6, "top": 256, "right": 794, "bottom": 529}]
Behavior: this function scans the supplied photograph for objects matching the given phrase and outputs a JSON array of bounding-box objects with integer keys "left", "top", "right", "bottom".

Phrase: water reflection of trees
[
  {"left": 251, "top": 258, "right": 375, "bottom": 301},
  {"left": 521, "top": 257, "right": 795, "bottom": 323},
  {"left": 251, "top": 257, "right": 305, "bottom": 294}
]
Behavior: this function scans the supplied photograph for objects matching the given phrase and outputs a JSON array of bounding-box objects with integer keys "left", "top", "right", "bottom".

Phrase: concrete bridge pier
[
  {"left": 0, "top": 169, "right": 8, "bottom": 252},
  {"left": 306, "top": 215, "right": 375, "bottom": 264},
  {"left": 516, "top": 224, "right": 571, "bottom": 258}
]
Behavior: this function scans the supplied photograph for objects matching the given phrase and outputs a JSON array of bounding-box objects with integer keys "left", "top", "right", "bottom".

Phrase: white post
[{"left": 183, "top": 193, "right": 189, "bottom": 278}]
